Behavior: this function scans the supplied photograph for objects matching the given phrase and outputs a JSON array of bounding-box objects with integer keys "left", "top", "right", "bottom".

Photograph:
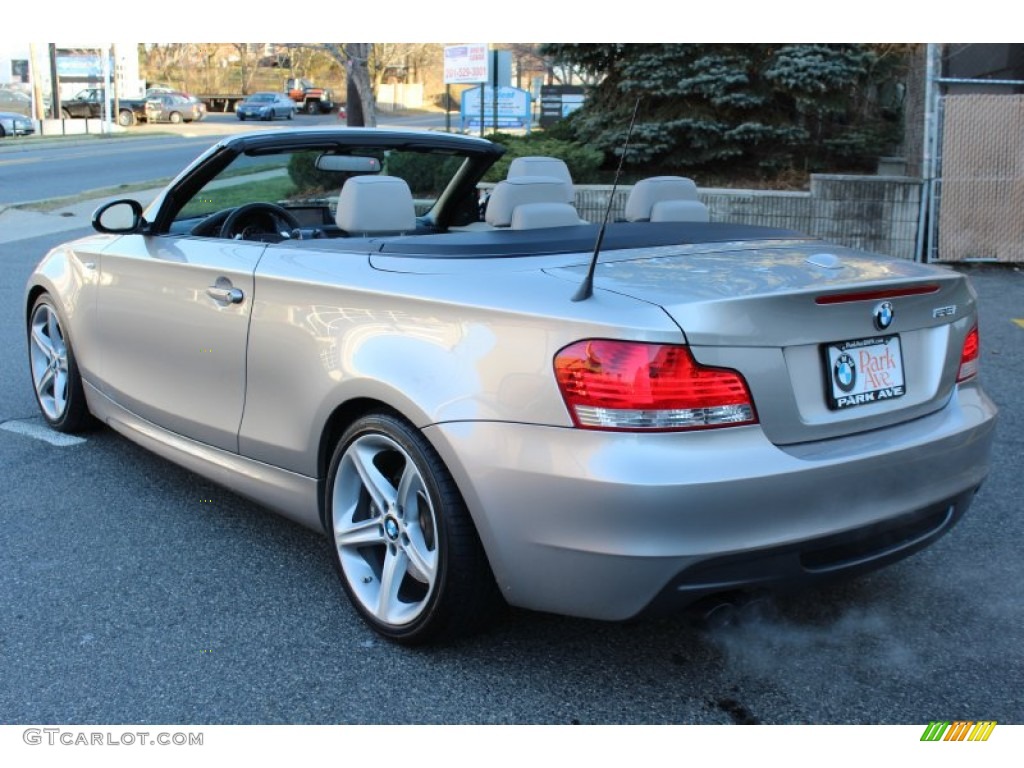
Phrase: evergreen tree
[{"left": 541, "top": 44, "right": 905, "bottom": 179}]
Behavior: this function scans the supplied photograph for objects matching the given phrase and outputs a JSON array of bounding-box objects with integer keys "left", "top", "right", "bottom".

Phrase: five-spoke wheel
[
  {"left": 28, "top": 295, "right": 91, "bottom": 432},
  {"left": 326, "top": 413, "right": 500, "bottom": 644}
]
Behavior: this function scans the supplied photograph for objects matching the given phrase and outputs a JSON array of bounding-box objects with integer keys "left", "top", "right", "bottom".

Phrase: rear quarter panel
[{"left": 237, "top": 246, "right": 683, "bottom": 476}]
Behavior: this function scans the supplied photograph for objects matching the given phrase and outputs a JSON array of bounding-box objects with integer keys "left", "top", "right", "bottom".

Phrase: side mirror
[{"left": 92, "top": 199, "right": 144, "bottom": 234}]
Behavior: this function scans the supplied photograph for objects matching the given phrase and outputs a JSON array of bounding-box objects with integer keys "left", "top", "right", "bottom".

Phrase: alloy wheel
[{"left": 332, "top": 432, "right": 440, "bottom": 628}]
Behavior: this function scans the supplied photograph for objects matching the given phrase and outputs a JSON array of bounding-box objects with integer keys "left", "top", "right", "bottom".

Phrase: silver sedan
[{"left": 24, "top": 129, "right": 998, "bottom": 644}]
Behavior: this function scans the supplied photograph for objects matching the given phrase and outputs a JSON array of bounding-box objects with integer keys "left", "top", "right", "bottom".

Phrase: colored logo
[
  {"left": 874, "top": 301, "right": 894, "bottom": 330},
  {"left": 833, "top": 353, "right": 857, "bottom": 393},
  {"left": 920, "top": 721, "right": 997, "bottom": 742}
]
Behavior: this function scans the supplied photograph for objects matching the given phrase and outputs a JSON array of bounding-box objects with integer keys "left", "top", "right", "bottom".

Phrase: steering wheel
[{"left": 218, "top": 202, "right": 301, "bottom": 241}]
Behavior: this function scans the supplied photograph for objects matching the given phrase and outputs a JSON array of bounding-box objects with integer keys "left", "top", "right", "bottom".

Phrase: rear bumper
[{"left": 424, "top": 383, "right": 997, "bottom": 621}]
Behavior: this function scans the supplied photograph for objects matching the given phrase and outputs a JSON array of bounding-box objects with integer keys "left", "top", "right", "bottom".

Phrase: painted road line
[
  {"left": 0, "top": 418, "right": 87, "bottom": 446},
  {"left": 1013, "top": 319, "right": 1024, "bottom": 329}
]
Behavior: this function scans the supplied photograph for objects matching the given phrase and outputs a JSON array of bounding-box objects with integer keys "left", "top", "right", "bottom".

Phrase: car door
[
  {"left": 84, "top": 90, "right": 102, "bottom": 118},
  {"left": 94, "top": 234, "right": 264, "bottom": 453}
]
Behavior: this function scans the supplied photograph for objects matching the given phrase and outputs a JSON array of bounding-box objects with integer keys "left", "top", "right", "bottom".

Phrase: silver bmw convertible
[{"left": 25, "top": 128, "right": 997, "bottom": 644}]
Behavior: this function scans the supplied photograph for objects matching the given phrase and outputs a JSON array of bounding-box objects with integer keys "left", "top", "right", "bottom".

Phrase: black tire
[
  {"left": 169, "top": 111, "right": 182, "bottom": 124},
  {"left": 117, "top": 109, "right": 134, "bottom": 127},
  {"left": 61, "top": 108, "right": 71, "bottom": 119},
  {"left": 306, "top": 101, "right": 318, "bottom": 115},
  {"left": 27, "top": 294, "right": 93, "bottom": 433},
  {"left": 0, "top": 125, "right": 6, "bottom": 138},
  {"left": 326, "top": 412, "right": 501, "bottom": 645}
]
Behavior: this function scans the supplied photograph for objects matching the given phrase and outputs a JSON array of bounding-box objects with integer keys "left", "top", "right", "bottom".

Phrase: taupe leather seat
[
  {"left": 625, "top": 176, "right": 710, "bottom": 223},
  {"left": 335, "top": 176, "right": 416, "bottom": 235},
  {"left": 485, "top": 176, "right": 584, "bottom": 229},
  {"left": 507, "top": 156, "right": 575, "bottom": 203}
]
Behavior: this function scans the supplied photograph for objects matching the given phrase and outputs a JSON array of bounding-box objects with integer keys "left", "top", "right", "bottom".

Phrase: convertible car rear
[{"left": 25, "top": 129, "right": 997, "bottom": 644}]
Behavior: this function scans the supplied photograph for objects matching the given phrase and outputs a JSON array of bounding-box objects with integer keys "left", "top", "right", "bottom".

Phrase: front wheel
[
  {"left": 326, "top": 413, "right": 501, "bottom": 644},
  {"left": 306, "top": 101, "right": 318, "bottom": 115},
  {"left": 169, "top": 111, "right": 182, "bottom": 124},
  {"left": 27, "top": 295, "right": 92, "bottom": 433}
]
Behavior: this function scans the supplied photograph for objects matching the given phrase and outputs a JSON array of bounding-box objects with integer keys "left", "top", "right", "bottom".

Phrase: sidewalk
[{"left": 0, "top": 188, "right": 163, "bottom": 245}]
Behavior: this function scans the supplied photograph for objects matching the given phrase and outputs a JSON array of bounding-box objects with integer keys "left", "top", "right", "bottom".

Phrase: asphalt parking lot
[{"left": 0, "top": 202, "right": 1021, "bottom": 731}]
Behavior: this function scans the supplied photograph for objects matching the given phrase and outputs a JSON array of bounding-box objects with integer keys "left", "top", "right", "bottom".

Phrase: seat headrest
[
  {"left": 507, "top": 156, "right": 575, "bottom": 203},
  {"left": 510, "top": 202, "right": 585, "bottom": 230},
  {"left": 625, "top": 176, "right": 703, "bottom": 222},
  {"left": 485, "top": 176, "right": 573, "bottom": 227},
  {"left": 335, "top": 176, "right": 416, "bottom": 234}
]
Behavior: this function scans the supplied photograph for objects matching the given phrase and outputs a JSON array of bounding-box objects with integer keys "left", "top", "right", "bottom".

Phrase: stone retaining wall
[{"left": 570, "top": 174, "right": 923, "bottom": 260}]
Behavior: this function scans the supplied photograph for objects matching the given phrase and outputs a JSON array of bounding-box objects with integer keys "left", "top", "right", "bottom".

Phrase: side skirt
[{"left": 84, "top": 382, "right": 324, "bottom": 532}]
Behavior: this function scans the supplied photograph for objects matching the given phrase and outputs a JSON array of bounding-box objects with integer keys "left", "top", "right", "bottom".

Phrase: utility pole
[{"left": 48, "top": 44, "right": 60, "bottom": 120}]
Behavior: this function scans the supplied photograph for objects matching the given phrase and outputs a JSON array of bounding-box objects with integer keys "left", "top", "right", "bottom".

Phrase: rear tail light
[
  {"left": 957, "top": 326, "right": 980, "bottom": 382},
  {"left": 553, "top": 339, "right": 758, "bottom": 431}
]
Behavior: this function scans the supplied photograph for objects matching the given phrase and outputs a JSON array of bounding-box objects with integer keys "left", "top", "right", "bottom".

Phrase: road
[
  {"left": 0, "top": 123, "right": 1021, "bottom": 738},
  {"left": 0, "top": 110, "right": 450, "bottom": 205}
]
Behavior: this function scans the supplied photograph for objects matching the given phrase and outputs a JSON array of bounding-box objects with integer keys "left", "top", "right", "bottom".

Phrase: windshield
[{"left": 173, "top": 144, "right": 470, "bottom": 232}]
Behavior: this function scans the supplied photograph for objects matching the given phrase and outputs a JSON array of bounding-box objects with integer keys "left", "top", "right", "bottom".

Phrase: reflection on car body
[{"left": 24, "top": 128, "right": 998, "bottom": 645}]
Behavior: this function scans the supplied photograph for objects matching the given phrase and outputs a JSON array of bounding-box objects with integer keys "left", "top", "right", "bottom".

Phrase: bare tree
[{"left": 230, "top": 43, "right": 264, "bottom": 95}]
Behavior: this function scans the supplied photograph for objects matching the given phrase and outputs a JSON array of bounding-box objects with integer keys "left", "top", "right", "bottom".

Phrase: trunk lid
[{"left": 546, "top": 241, "right": 977, "bottom": 445}]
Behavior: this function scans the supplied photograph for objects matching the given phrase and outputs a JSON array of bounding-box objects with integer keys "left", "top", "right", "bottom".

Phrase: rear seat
[
  {"left": 506, "top": 156, "right": 576, "bottom": 203},
  {"left": 625, "top": 176, "right": 709, "bottom": 223},
  {"left": 484, "top": 176, "right": 585, "bottom": 230}
]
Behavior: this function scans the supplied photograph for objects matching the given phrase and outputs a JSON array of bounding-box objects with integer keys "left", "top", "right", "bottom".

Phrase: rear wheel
[
  {"left": 117, "top": 109, "right": 134, "bottom": 127},
  {"left": 306, "top": 101, "right": 318, "bottom": 115},
  {"left": 27, "top": 295, "right": 92, "bottom": 433},
  {"left": 169, "top": 111, "right": 182, "bottom": 124},
  {"left": 326, "top": 412, "right": 501, "bottom": 644}
]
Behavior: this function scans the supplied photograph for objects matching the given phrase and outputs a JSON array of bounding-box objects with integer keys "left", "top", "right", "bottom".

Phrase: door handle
[{"left": 206, "top": 281, "right": 244, "bottom": 304}]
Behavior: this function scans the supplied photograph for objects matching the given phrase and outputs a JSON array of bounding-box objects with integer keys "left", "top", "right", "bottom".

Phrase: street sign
[{"left": 444, "top": 45, "right": 488, "bottom": 84}]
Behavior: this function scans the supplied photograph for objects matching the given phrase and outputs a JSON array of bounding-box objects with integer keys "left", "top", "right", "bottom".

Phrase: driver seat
[{"left": 335, "top": 176, "right": 417, "bottom": 235}]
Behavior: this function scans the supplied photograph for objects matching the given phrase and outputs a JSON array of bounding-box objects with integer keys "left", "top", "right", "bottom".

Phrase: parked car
[
  {"left": 0, "top": 88, "right": 32, "bottom": 116},
  {"left": 24, "top": 128, "right": 998, "bottom": 645},
  {"left": 144, "top": 92, "right": 204, "bottom": 124},
  {"left": 0, "top": 111, "right": 34, "bottom": 137},
  {"left": 236, "top": 92, "right": 295, "bottom": 121},
  {"left": 145, "top": 88, "right": 206, "bottom": 121},
  {"left": 60, "top": 88, "right": 146, "bottom": 126}
]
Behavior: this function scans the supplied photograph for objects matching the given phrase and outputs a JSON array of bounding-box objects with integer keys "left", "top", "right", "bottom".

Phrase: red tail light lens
[
  {"left": 957, "top": 326, "right": 980, "bottom": 382},
  {"left": 553, "top": 339, "right": 758, "bottom": 431}
]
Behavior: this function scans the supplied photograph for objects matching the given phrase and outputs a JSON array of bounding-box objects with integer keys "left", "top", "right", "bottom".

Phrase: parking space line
[{"left": 0, "top": 418, "right": 87, "bottom": 446}]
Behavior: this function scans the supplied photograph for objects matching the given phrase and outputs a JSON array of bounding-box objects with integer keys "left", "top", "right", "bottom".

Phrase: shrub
[{"left": 481, "top": 134, "right": 604, "bottom": 183}]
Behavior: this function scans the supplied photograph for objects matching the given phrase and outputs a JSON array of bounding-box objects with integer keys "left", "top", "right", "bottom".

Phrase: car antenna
[{"left": 572, "top": 96, "right": 642, "bottom": 303}]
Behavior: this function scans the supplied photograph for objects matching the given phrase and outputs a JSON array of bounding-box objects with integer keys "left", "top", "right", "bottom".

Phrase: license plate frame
[{"left": 823, "top": 334, "right": 906, "bottom": 410}]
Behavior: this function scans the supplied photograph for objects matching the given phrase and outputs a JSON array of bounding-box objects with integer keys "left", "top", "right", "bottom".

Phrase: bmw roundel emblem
[
  {"left": 833, "top": 353, "right": 857, "bottom": 393},
  {"left": 873, "top": 301, "right": 894, "bottom": 331}
]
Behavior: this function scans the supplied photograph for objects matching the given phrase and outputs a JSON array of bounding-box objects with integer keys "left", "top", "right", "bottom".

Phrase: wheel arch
[{"left": 316, "top": 397, "right": 398, "bottom": 521}]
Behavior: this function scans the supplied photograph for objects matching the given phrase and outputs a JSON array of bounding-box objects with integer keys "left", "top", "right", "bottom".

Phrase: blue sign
[{"left": 460, "top": 86, "right": 532, "bottom": 133}]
